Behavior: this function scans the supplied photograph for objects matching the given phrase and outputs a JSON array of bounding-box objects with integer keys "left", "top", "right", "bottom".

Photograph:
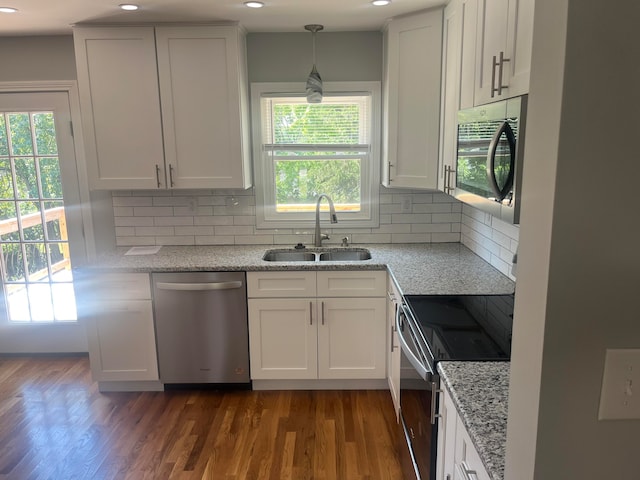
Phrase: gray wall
[
  {"left": 505, "top": 0, "right": 640, "bottom": 478},
  {"left": 0, "top": 35, "right": 116, "bottom": 255},
  {"left": 246, "top": 31, "right": 382, "bottom": 82},
  {"left": 0, "top": 36, "right": 77, "bottom": 81}
]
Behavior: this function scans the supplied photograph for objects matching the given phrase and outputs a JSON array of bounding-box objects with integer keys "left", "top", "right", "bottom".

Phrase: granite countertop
[
  {"left": 437, "top": 361, "right": 510, "bottom": 480},
  {"left": 82, "top": 243, "right": 515, "bottom": 295}
]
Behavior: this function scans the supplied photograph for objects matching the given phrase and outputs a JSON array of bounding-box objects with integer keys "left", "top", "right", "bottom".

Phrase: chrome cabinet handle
[
  {"left": 390, "top": 324, "right": 396, "bottom": 352},
  {"left": 444, "top": 165, "right": 456, "bottom": 194},
  {"left": 321, "top": 301, "right": 325, "bottom": 325},
  {"left": 460, "top": 461, "right": 479, "bottom": 480},
  {"left": 430, "top": 380, "right": 442, "bottom": 425},
  {"left": 155, "top": 164, "right": 162, "bottom": 188},
  {"left": 387, "top": 162, "right": 393, "bottom": 183},
  {"left": 491, "top": 51, "right": 510, "bottom": 97},
  {"left": 169, "top": 164, "right": 175, "bottom": 187},
  {"left": 310, "top": 301, "right": 313, "bottom": 325}
]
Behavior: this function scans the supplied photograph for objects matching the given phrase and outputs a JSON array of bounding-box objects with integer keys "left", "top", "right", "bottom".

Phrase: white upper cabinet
[
  {"left": 382, "top": 8, "right": 443, "bottom": 189},
  {"left": 474, "top": 0, "right": 534, "bottom": 105},
  {"left": 73, "top": 25, "right": 252, "bottom": 190}
]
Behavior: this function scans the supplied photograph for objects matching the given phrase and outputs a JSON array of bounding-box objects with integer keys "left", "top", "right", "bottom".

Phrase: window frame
[{"left": 250, "top": 81, "right": 381, "bottom": 229}]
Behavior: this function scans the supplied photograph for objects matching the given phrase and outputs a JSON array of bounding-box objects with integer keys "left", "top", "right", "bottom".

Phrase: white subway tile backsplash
[
  {"left": 194, "top": 216, "right": 233, "bottom": 226},
  {"left": 174, "top": 226, "right": 215, "bottom": 236},
  {"left": 135, "top": 226, "right": 175, "bottom": 236},
  {"left": 113, "top": 206, "right": 134, "bottom": 217},
  {"left": 411, "top": 223, "right": 453, "bottom": 233},
  {"left": 114, "top": 216, "right": 154, "bottom": 227},
  {"left": 411, "top": 193, "right": 435, "bottom": 204},
  {"left": 115, "top": 227, "right": 135, "bottom": 236},
  {"left": 412, "top": 203, "right": 454, "bottom": 214},
  {"left": 234, "top": 235, "right": 274, "bottom": 245},
  {"left": 392, "top": 213, "right": 431, "bottom": 224},
  {"left": 112, "top": 196, "right": 153, "bottom": 207},
  {"left": 112, "top": 190, "right": 515, "bottom": 281},
  {"left": 432, "top": 213, "right": 462, "bottom": 224},
  {"left": 214, "top": 225, "right": 254, "bottom": 236},
  {"left": 133, "top": 206, "right": 173, "bottom": 217},
  {"left": 351, "top": 233, "right": 392, "bottom": 244},
  {"left": 391, "top": 233, "right": 430, "bottom": 243},
  {"left": 195, "top": 235, "right": 234, "bottom": 245},
  {"left": 155, "top": 236, "right": 195, "bottom": 246},
  {"left": 154, "top": 216, "right": 194, "bottom": 226},
  {"left": 432, "top": 233, "right": 461, "bottom": 243}
]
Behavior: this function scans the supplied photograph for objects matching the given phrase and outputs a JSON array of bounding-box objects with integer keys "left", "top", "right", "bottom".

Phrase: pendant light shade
[{"left": 304, "top": 24, "right": 324, "bottom": 103}]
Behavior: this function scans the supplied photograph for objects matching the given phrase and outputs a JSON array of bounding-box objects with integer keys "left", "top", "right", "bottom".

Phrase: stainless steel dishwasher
[{"left": 152, "top": 271, "right": 250, "bottom": 386}]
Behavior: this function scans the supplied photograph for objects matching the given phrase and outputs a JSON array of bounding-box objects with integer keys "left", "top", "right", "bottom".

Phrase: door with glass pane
[{"left": 0, "top": 92, "right": 88, "bottom": 353}]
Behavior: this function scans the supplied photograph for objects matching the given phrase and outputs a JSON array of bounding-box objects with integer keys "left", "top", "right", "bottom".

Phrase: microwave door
[{"left": 487, "top": 121, "right": 516, "bottom": 201}]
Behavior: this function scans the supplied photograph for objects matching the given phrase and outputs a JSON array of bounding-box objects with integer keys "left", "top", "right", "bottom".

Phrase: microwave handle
[{"left": 487, "top": 121, "right": 516, "bottom": 201}]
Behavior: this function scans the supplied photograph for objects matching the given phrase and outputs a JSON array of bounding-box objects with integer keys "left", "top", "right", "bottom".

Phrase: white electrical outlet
[
  {"left": 598, "top": 349, "right": 640, "bottom": 420},
  {"left": 401, "top": 196, "right": 412, "bottom": 213},
  {"left": 187, "top": 197, "right": 197, "bottom": 213}
]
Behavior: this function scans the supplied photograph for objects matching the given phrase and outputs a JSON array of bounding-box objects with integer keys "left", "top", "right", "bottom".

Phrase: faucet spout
[{"left": 314, "top": 194, "right": 338, "bottom": 247}]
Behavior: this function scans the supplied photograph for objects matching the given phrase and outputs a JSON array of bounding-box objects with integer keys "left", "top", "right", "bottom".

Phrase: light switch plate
[{"left": 598, "top": 349, "right": 640, "bottom": 420}]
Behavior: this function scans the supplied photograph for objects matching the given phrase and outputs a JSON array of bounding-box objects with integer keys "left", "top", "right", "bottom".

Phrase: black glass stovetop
[{"left": 404, "top": 294, "right": 513, "bottom": 362}]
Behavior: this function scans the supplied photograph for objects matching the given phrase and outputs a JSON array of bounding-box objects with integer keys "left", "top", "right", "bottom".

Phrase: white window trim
[{"left": 250, "top": 81, "right": 381, "bottom": 230}]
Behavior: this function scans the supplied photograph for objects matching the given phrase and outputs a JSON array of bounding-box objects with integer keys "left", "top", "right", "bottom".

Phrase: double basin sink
[{"left": 263, "top": 247, "right": 371, "bottom": 262}]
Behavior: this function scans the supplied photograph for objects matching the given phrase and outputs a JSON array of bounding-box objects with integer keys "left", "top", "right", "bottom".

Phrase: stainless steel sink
[
  {"left": 318, "top": 249, "right": 372, "bottom": 261},
  {"left": 262, "top": 248, "right": 371, "bottom": 262},
  {"left": 262, "top": 250, "right": 317, "bottom": 262}
]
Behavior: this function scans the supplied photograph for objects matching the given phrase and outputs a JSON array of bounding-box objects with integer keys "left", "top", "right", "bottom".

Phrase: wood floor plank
[{"left": 0, "top": 356, "right": 409, "bottom": 480}]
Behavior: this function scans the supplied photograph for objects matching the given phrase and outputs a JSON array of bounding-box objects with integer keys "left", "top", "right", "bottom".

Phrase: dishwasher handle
[{"left": 156, "top": 281, "right": 243, "bottom": 291}]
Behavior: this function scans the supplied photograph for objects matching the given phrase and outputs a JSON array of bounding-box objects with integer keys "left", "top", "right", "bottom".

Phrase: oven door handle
[{"left": 396, "top": 304, "right": 432, "bottom": 381}]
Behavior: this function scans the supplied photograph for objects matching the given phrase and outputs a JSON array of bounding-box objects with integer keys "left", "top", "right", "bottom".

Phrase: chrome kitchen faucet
[{"left": 314, "top": 194, "right": 338, "bottom": 247}]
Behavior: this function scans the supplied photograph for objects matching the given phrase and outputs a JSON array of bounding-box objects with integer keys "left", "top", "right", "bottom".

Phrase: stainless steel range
[{"left": 396, "top": 294, "right": 513, "bottom": 480}]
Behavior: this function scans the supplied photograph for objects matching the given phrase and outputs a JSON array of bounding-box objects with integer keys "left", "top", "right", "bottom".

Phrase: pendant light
[{"left": 304, "top": 24, "right": 324, "bottom": 103}]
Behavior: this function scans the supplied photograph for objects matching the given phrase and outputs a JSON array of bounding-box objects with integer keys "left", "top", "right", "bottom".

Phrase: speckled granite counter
[
  {"left": 83, "top": 243, "right": 514, "bottom": 295},
  {"left": 437, "top": 362, "right": 510, "bottom": 480}
]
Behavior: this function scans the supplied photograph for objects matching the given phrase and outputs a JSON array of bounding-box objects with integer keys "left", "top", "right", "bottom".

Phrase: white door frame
[{"left": 0, "top": 81, "right": 96, "bottom": 353}]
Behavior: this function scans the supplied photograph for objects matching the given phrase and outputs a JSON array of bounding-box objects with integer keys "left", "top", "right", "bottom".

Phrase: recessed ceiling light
[
  {"left": 119, "top": 4, "right": 139, "bottom": 11},
  {"left": 244, "top": 1, "right": 264, "bottom": 8},
  {"left": 0, "top": 6, "right": 18, "bottom": 13},
  {"left": 372, "top": 0, "right": 391, "bottom": 6}
]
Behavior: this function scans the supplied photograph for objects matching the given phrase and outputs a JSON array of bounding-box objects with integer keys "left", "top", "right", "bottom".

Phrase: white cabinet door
[
  {"left": 438, "top": 0, "right": 463, "bottom": 194},
  {"left": 387, "top": 276, "right": 402, "bottom": 419},
  {"left": 474, "top": 0, "right": 533, "bottom": 105},
  {"left": 73, "top": 27, "right": 165, "bottom": 190},
  {"left": 454, "top": 418, "right": 491, "bottom": 480},
  {"left": 247, "top": 298, "right": 317, "bottom": 380},
  {"left": 436, "top": 387, "right": 459, "bottom": 480},
  {"left": 317, "top": 297, "right": 386, "bottom": 379},
  {"left": 82, "top": 273, "right": 159, "bottom": 382},
  {"left": 382, "top": 8, "right": 443, "bottom": 189},
  {"left": 86, "top": 299, "right": 159, "bottom": 382},
  {"left": 459, "top": 0, "right": 479, "bottom": 110},
  {"left": 74, "top": 25, "right": 251, "bottom": 190},
  {"left": 155, "top": 26, "right": 251, "bottom": 189}
]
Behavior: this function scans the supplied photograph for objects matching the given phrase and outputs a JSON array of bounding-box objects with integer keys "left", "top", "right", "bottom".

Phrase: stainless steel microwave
[{"left": 450, "top": 95, "right": 528, "bottom": 224}]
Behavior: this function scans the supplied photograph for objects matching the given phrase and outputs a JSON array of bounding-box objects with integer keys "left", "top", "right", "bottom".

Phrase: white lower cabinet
[
  {"left": 81, "top": 273, "right": 159, "bottom": 382},
  {"left": 247, "top": 271, "right": 386, "bottom": 381},
  {"left": 387, "top": 275, "right": 402, "bottom": 419},
  {"left": 437, "top": 385, "right": 490, "bottom": 480}
]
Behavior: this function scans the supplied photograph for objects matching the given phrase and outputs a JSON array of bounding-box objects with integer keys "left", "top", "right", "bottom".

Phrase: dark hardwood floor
[{"left": 0, "top": 356, "right": 410, "bottom": 479}]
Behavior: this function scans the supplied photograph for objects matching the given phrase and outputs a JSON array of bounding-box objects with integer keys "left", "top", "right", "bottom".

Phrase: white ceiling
[{"left": 0, "top": 0, "right": 443, "bottom": 37}]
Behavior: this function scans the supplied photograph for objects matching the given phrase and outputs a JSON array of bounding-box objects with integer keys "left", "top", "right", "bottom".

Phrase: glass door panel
[{"left": 0, "top": 109, "right": 76, "bottom": 323}]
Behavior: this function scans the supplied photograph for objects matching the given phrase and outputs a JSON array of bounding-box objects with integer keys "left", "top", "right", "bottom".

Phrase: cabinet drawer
[
  {"left": 87, "top": 273, "right": 152, "bottom": 300},
  {"left": 317, "top": 271, "right": 386, "bottom": 297},
  {"left": 247, "top": 271, "right": 317, "bottom": 298}
]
